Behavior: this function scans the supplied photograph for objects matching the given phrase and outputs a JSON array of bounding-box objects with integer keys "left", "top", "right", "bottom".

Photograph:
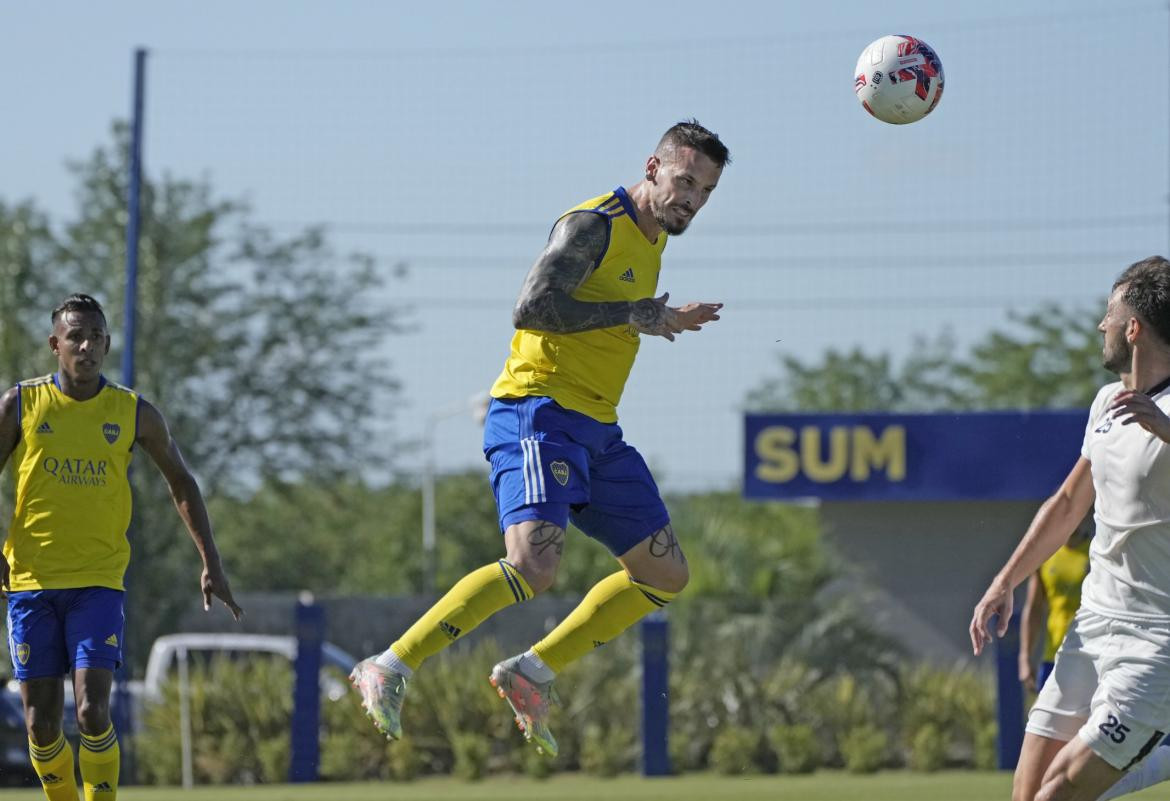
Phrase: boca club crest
[
  {"left": 15, "top": 643, "right": 30, "bottom": 665},
  {"left": 550, "top": 460, "right": 570, "bottom": 487},
  {"left": 102, "top": 423, "right": 121, "bottom": 444}
]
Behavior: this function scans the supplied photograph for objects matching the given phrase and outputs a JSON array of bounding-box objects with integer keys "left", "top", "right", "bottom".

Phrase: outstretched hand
[
  {"left": 630, "top": 292, "right": 723, "bottom": 341},
  {"left": 969, "top": 580, "right": 1013, "bottom": 656},
  {"left": 202, "top": 560, "right": 244, "bottom": 621},
  {"left": 1109, "top": 389, "right": 1170, "bottom": 442}
]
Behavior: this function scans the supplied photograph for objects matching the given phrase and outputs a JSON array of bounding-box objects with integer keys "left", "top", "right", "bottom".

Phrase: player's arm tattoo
[
  {"left": 629, "top": 297, "right": 670, "bottom": 334},
  {"left": 512, "top": 212, "right": 635, "bottom": 333},
  {"left": 648, "top": 525, "right": 686, "bottom": 565},
  {"left": 527, "top": 522, "right": 565, "bottom": 557}
]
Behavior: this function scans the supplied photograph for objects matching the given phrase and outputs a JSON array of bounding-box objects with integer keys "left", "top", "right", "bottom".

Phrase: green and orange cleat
[
  {"left": 489, "top": 655, "right": 560, "bottom": 757},
  {"left": 349, "top": 657, "right": 408, "bottom": 740}
]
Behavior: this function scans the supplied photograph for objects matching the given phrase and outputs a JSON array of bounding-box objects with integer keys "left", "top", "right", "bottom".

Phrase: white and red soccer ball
[{"left": 854, "top": 35, "right": 944, "bottom": 124}]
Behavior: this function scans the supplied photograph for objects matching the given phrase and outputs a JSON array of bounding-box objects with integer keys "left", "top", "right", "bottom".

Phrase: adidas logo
[
  {"left": 105, "top": 633, "right": 119, "bottom": 647},
  {"left": 41, "top": 773, "right": 62, "bottom": 785},
  {"left": 92, "top": 781, "right": 114, "bottom": 792},
  {"left": 439, "top": 621, "right": 462, "bottom": 640},
  {"left": 592, "top": 640, "right": 606, "bottom": 648},
  {"left": 36, "top": 421, "right": 53, "bottom": 434},
  {"left": 618, "top": 268, "right": 635, "bottom": 283}
]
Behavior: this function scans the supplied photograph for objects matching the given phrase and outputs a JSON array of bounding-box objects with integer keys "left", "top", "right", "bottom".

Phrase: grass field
[{"left": 5, "top": 772, "right": 1170, "bottom": 801}]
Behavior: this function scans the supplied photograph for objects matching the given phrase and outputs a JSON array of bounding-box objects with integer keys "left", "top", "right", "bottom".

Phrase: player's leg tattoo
[
  {"left": 527, "top": 522, "right": 565, "bottom": 557},
  {"left": 648, "top": 525, "right": 686, "bottom": 565}
]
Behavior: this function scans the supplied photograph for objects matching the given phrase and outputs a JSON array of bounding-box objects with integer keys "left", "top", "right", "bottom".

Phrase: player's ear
[
  {"left": 1127, "top": 316, "right": 1141, "bottom": 343},
  {"left": 103, "top": 335, "right": 111, "bottom": 355},
  {"left": 48, "top": 334, "right": 59, "bottom": 355},
  {"left": 645, "top": 155, "right": 661, "bottom": 182}
]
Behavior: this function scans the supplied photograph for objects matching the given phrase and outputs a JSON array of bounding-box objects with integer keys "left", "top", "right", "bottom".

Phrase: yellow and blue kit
[
  {"left": 1037, "top": 537, "right": 1091, "bottom": 687},
  {"left": 485, "top": 188, "right": 670, "bottom": 552},
  {"left": 491, "top": 186, "right": 667, "bottom": 424},
  {"left": 5, "top": 374, "right": 137, "bottom": 677}
]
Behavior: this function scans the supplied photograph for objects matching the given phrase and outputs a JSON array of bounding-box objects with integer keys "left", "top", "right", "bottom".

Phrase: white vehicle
[
  {"left": 3, "top": 633, "right": 354, "bottom": 738},
  {"left": 134, "top": 633, "right": 357, "bottom": 790},
  {"left": 140, "top": 632, "right": 356, "bottom": 704}
]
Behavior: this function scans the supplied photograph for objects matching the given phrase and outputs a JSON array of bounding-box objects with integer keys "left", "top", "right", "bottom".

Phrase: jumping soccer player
[{"left": 352, "top": 119, "right": 730, "bottom": 756}]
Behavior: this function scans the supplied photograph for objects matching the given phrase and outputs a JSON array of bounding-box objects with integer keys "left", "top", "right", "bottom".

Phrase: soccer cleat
[
  {"left": 349, "top": 657, "right": 408, "bottom": 740},
  {"left": 489, "top": 656, "right": 559, "bottom": 757}
]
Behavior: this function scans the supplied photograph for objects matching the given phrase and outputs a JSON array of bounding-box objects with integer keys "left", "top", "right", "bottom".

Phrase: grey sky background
[{"left": 4, "top": 1, "right": 1168, "bottom": 490}]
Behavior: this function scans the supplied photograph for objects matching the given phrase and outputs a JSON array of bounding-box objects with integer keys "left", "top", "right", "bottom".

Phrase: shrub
[
  {"left": 709, "top": 728, "right": 763, "bottom": 775},
  {"left": 908, "top": 723, "right": 947, "bottom": 772},
  {"left": 770, "top": 723, "right": 820, "bottom": 774},
  {"left": 974, "top": 721, "right": 999, "bottom": 771},
  {"left": 579, "top": 722, "right": 634, "bottom": 777},
  {"left": 839, "top": 724, "right": 889, "bottom": 773},
  {"left": 898, "top": 663, "right": 994, "bottom": 768},
  {"left": 135, "top": 655, "right": 294, "bottom": 785},
  {"left": 450, "top": 732, "right": 491, "bottom": 781}
]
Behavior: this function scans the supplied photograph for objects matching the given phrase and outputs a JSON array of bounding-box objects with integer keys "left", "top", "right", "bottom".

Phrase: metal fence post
[
  {"left": 290, "top": 598, "right": 325, "bottom": 782},
  {"left": 995, "top": 611, "right": 1024, "bottom": 770},
  {"left": 641, "top": 612, "right": 670, "bottom": 776}
]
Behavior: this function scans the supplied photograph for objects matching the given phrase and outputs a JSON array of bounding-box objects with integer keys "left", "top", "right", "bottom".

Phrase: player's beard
[
  {"left": 1102, "top": 329, "right": 1132, "bottom": 374},
  {"left": 652, "top": 204, "right": 691, "bottom": 236}
]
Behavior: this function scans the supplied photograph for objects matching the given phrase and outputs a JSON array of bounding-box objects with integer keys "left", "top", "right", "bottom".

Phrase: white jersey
[{"left": 1080, "top": 380, "right": 1170, "bottom": 622}]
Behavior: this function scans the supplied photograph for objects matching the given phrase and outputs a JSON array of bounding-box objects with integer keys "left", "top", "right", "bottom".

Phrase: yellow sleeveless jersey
[
  {"left": 4, "top": 374, "right": 139, "bottom": 591},
  {"left": 1039, "top": 539, "right": 1091, "bottom": 661},
  {"left": 491, "top": 187, "right": 667, "bottom": 423}
]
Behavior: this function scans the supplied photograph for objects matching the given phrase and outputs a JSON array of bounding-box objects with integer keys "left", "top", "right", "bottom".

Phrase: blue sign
[{"left": 744, "top": 411, "right": 1085, "bottom": 501}]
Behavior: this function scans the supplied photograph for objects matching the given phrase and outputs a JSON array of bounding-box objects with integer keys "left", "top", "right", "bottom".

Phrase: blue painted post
[
  {"left": 290, "top": 599, "right": 324, "bottom": 783},
  {"left": 641, "top": 612, "right": 670, "bottom": 776},
  {"left": 995, "top": 611, "right": 1024, "bottom": 770},
  {"left": 122, "top": 47, "right": 146, "bottom": 390},
  {"left": 114, "top": 47, "right": 147, "bottom": 785}
]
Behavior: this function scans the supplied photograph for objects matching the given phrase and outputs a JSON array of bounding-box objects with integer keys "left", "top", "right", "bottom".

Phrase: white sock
[
  {"left": 373, "top": 648, "right": 413, "bottom": 679},
  {"left": 1098, "top": 744, "right": 1170, "bottom": 801},
  {"left": 518, "top": 649, "right": 555, "bottom": 683}
]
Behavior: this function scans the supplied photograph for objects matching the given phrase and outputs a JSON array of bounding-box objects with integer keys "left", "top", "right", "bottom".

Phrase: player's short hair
[
  {"left": 655, "top": 119, "right": 731, "bottom": 168},
  {"left": 1114, "top": 256, "right": 1170, "bottom": 345},
  {"left": 51, "top": 293, "right": 108, "bottom": 328}
]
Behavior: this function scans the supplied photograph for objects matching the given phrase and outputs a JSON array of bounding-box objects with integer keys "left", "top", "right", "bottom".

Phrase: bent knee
[
  {"left": 508, "top": 558, "right": 557, "bottom": 595},
  {"left": 643, "top": 562, "right": 689, "bottom": 595}
]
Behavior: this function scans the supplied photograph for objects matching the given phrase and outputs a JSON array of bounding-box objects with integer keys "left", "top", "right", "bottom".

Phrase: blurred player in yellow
[
  {"left": 0, "top": 294, "right": 243, "bottom": 801},
  {"left": 352, "top": 120, "right": 729, "bottom": 756},
  {"left": 1019, "top": 519, "right": 1091, "bottom": 693}
]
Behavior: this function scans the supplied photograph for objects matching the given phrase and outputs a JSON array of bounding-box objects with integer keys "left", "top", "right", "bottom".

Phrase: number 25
[{"left": 1099, "top": 714, "right": 1130, "bottom": 744}]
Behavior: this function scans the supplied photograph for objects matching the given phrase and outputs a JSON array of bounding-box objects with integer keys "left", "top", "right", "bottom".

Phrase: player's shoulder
[
  {"left": 101, "top": 381, "right": 140, "bottom": 406},
  {"left": 1090, "top": 381, "right": 1124, "bottom": 411},
  {"left": 2, "top": 375, "right": 51, "bottom": 412},
  {"left": 0, "top": 385, "right": 19, "bottom": 413},
  {"left": 15, "top": 374, "right": 54, "bottom": 390}
]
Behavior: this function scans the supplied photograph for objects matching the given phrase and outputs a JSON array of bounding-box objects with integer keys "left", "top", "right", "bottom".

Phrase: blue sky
[{"left": 4, "top": 1, "right": 1168, "bottom": 490}]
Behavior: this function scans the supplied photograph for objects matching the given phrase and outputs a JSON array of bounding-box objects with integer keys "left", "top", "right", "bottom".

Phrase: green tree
[
  {"left": 747, "top": 305, "right": 1111, "bottom": 412},
  {"left": 955, "top": 305, "right": 1109, "bottom": 409},
  {"left": 745, "top": 333, "right": 960, "bottom": 412},
  {"left": 0, "top": 201, "right": 66, "bottom": 388},
  {"left": 2, "top": 125, "right": 403, "bottom": 668}
]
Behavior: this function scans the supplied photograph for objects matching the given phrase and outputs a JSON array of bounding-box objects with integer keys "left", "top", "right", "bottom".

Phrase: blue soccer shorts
[
  {"left": 6, "top": 587, "right": 125, "bottom": 679},
  {"left": 482, "top": 395, "right": 670, "bottom": 556}
]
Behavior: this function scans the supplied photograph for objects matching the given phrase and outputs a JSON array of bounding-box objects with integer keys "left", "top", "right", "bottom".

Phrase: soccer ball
[{"left": 853, "top": 35, "right": 944, "bottom": 124}]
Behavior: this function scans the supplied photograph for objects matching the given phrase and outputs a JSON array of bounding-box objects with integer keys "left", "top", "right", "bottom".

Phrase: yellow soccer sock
[
  {"left": 391, "top": 559, "right": 533, "bottom": 670},
  {"left": 28, "top": 732, "right": 79, "bottom": 801},
  {"left": 79, "top": 725, "right": 119, "bottom": 800},
  {"left": 532, "top": 570, "right": 678, "bottom": 672}
]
